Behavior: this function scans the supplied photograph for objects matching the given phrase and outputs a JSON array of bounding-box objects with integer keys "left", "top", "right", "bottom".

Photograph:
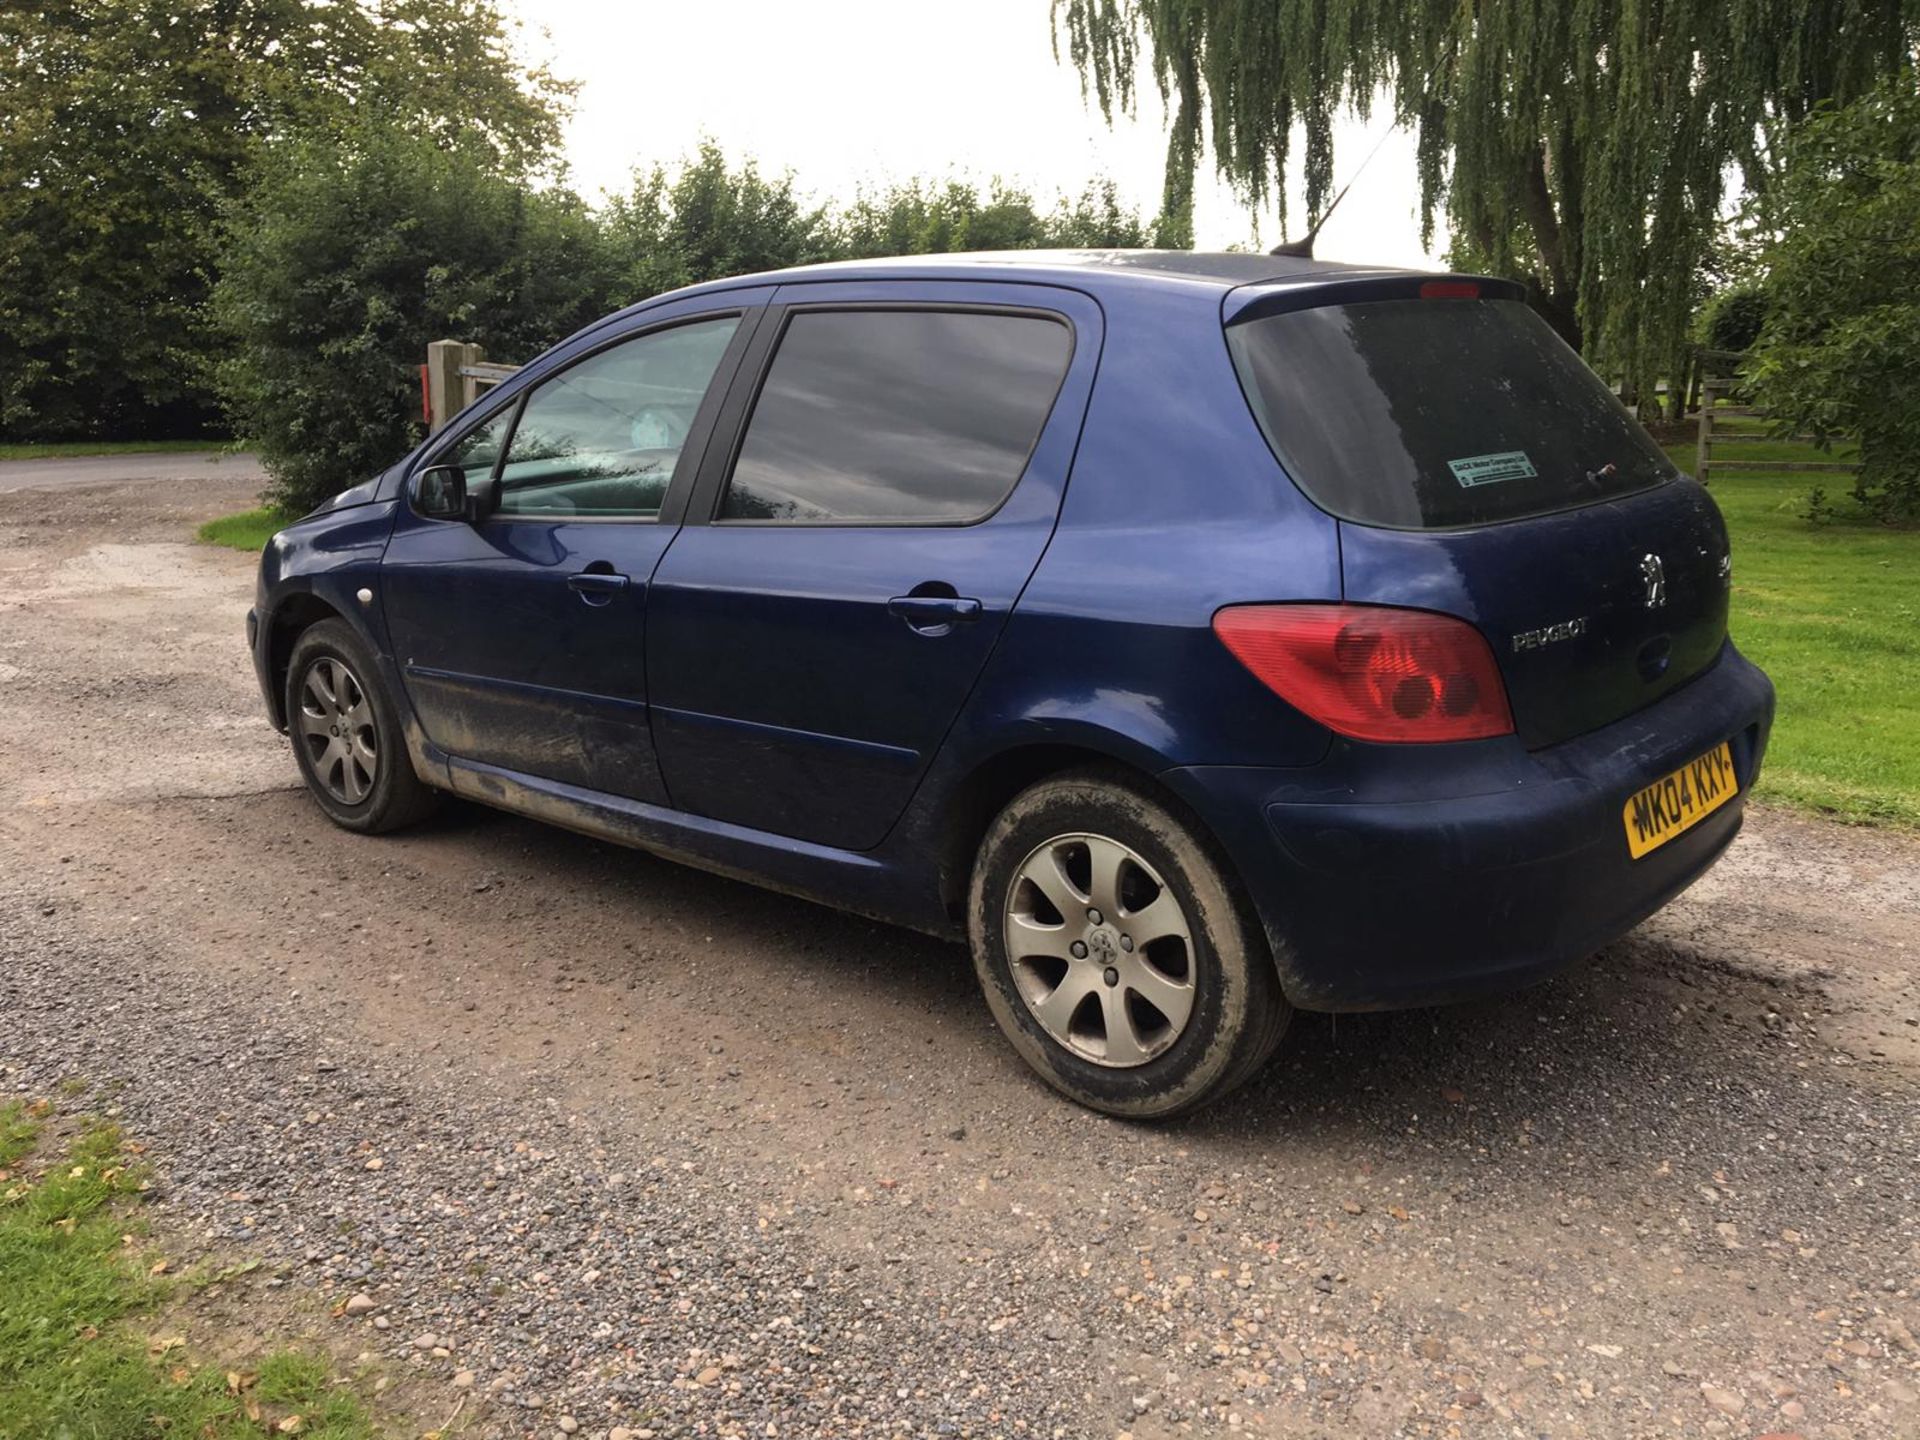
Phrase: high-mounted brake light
[
  {"left": 1419, "top": 280, "right": 1481, "bottom": 300},
  {"left": 1212, "top": 604, "right": 1514, "bottom": 743}
]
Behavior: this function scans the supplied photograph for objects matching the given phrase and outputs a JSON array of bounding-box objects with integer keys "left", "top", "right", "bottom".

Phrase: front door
[
  {"left": 380, "top": 299, "right": 765, "bottom": 802},
  {"left": 646, "top": 281, "right": 1103, "bottom": 849}
]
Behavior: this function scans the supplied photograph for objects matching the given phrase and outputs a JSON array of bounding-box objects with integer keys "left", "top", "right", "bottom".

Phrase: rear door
[
  {"left": 1225, "top": 287, "right": 1731, "bottom": 747},
  {"left": 645, "top": 280, "right": 1102, "bottom": 850}
]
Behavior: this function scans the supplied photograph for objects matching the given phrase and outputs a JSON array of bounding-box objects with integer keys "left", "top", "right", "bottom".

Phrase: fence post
[
  {"left": 425, "top": 340, "right": 459, "bottom": 434},
  {"left": 425, "top": 339, "right": 484, "bottom": 433},
  {"left": 459, "top": 343, "right": 487, "bottom": 413},
  {"left": 1695, "top": 381, "right": 1717, "bottom": 486}
]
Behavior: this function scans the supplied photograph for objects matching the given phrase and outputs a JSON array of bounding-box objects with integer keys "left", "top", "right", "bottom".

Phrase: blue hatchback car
[{"left": 250, "top": 251, "right": 1775, "bottom": 1117}]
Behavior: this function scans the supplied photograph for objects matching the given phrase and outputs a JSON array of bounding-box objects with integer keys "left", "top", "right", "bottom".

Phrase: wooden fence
[
  {"left": 1693, "top": 372, "right": 1860, "bottom": 487},
  {"left": 422, "top": 340, "right": 521, "bottom": 433}
]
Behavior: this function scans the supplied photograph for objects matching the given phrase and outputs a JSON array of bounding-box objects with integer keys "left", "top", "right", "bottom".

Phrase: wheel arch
[
  {"left": 933, "top": 735, "right": 1221, "bottom": 926},
  {"left": 264, "top": 592, "right": 347, "bottom": 729}
]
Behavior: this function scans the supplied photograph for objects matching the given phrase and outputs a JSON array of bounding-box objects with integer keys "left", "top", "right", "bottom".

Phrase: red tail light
[
  {"left": 1212, "top": 604, "right": 1514, "bottom": 743},
  {"left": 1419, "top": 279, "right": 1481, "bottom": 299}
]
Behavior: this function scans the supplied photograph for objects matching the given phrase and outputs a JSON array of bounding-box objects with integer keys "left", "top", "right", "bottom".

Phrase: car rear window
[{"left": 1226, "top": 297, "right": 1675, "bottom": 529}]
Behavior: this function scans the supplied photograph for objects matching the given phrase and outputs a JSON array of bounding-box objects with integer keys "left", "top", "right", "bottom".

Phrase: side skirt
[{"left": 439, "top": 755, "right": 961, "bottom": 942}]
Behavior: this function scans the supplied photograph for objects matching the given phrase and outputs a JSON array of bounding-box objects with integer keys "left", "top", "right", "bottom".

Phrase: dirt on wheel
[{"left": 2, "top": 465, "right": 1917, "bottom": 1439}]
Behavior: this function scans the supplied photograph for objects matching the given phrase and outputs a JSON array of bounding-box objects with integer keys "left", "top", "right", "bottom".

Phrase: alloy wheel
[
  {"left": 1003, "top": 832, "right": 1196, "bottom": 1067},
  {"left": 296, "top": 656, "right": 378, "bottom": 805}
]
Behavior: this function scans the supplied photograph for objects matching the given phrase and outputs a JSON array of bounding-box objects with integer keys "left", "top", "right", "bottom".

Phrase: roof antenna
[
  {"left": 1268, "top": 177, "right": 1351, "bottom": 258},
  {"left": 1269, "top": 110, "right": 1405, "bottom": 258}
]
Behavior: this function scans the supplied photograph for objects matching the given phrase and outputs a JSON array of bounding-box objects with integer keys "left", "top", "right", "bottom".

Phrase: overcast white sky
[{"left": 504, "top": 0, "right": 1448, "bottom": 269}]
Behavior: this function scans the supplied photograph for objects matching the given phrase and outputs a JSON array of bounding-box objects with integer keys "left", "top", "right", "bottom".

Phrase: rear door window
[
  {"left": 719, "top": 308, "right": 1072, "bottom": 524},
  {"left": 1226, "top": 298, "right": 1675, "bottom": 529}
]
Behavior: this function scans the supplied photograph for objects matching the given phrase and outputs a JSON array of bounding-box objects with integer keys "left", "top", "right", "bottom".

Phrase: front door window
[{"left": 494, "top": 315, "right": 741, "bottom": 520}]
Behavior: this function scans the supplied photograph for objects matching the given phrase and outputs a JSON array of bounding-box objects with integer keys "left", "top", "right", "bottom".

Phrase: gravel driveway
[{"left": 2, "top": 467, "right": 1917, "bottom": 1439}]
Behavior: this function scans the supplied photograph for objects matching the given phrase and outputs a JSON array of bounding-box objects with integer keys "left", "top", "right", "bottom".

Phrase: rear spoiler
[{"left": 1222, "top": 274, "right": 1527, "bottom": 327}]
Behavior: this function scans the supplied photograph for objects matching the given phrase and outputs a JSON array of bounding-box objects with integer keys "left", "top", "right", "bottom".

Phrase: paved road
[
  {"left": 2, "top": 469, "right": 1917, "bottom": 1439},
  {"left": 0, "top": 449, "right": 264, "bottom": 493}
]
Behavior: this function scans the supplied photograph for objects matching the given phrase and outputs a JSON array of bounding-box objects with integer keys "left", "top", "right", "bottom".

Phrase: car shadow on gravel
[
  {"left": 1195, "top": 952, "right": 1787, "bottom": 1165},
  {"left": 405, "top": 796, "right": 1810, "bottom": 1159},
  {"left": 401, "top": 795, "right": 986, "bottom": 1011}
]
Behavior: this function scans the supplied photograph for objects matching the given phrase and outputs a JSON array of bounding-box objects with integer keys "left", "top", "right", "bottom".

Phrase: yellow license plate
[{"left": 1622, "top": 741, "right": 1739, "bottom": 859}]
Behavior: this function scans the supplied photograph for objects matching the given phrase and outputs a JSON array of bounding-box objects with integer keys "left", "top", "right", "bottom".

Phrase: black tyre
[
  {"left": 968, "top": 768, "right": 1291, "bottom": 1118},
  {"left": 285, "top": 618, "right": 439, "bottom": 834}
]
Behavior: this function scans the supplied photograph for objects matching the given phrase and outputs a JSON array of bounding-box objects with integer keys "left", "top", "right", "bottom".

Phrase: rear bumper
[{"left": 1164, "top": 642, "right": 1776, "bottom": 1012}]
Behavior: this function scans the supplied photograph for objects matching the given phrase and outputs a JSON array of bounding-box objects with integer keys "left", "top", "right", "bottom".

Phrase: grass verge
[
  {"left": 0, "top": 439, "right": 242, "bottom": 462},
  {"left": 0, "top": 1099, "right": 380, "bottom": 1439},
  {"left": 198, "top": 508, "right": 293, "bottom": 551},
  {"left": 1662, "top": 434, "right": 1920, "bottom": 829}
]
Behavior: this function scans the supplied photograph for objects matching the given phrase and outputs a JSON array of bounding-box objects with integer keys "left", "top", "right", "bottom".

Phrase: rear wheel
[
  {"left": 968, "top": 769, "right": 1290, "bottom": 1118},
  {"left": 285, "top": 619, "right": 438, "bottom": 834}
]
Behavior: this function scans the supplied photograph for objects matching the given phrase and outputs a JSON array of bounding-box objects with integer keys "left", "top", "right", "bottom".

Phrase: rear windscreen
[{"left": 1226, "top": 298, "right": 1675, "bottom": 529}]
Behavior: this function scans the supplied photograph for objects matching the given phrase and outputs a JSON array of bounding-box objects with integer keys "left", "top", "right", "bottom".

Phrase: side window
[
  {"left": 720, "top": 309, "right": 1072, "bottom": 524},
  {"left": 445, "top": 405, "right": 514, "bottom": 478},
  {"left": 493, "top": 315, "right": 741, "bottom": 520}
]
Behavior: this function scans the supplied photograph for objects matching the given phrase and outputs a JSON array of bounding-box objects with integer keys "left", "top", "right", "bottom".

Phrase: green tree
[
  {"left": 212, "top": 125, "right": 612, "bottom": 515},
  {"left": 836, "top": 179, "right": 1048, "bottom": 254},
  {"left": 602, "top": 143, "right": 831, "bottom": 298},
  {"left": 216, "top": 135, "right": 1162, "bottom": 514},
  {"left": 1053, "top": 0, "right": 1919, "bottom": 411},
  {"left": 1745, "top": 80, "right": 1920, "bottom": 526},
  {"left": 0, "top": 0, "right": 568, "bottom": 441},
  {"left": 606, "top": 147, "right": 1162, "bottom": 284},
  {"left": 832, "top": 175, "right": 1155, "bottom": 257},
  {"left": 1695, "top": 284, "right": 1770, "bottom": 357},
  {"left": 1044, "top": 179, "right": 1157, "bottom": 248}
]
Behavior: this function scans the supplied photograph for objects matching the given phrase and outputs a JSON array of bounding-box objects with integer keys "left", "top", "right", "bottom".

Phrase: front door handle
[
  {"left": 887, "top": 593, "right": 983, "bottom": 634},
  {"left": 568, "top": 568, "right": 630, "bottom": 606}
]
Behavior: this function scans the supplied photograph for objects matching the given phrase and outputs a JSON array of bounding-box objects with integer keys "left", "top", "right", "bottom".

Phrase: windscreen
[{"left": 1226, "top": 297, "right": 1675, "bottom": 529}]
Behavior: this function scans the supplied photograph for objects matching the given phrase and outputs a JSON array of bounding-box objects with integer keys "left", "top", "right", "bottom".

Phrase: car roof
[
  {"left": 559, "top": 249, "right": 1461, "bottom": 361},
  {"left": 666, "top": 248, "right": 1430, "bottom": 301}
]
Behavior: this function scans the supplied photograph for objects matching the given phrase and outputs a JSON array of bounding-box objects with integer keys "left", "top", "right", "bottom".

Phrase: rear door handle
[{"left": 887, "top": 594, "right": 982, "bottom": 632}]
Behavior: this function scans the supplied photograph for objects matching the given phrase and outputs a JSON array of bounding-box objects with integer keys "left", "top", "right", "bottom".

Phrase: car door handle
[
  {"left": 567, "top": 569, "right": 630, "bottom": 605},
  {"left": 887, "top": 594, "right": 983, "bottom": 632}
]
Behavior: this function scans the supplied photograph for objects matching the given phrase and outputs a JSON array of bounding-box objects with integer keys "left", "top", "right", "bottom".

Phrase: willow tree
[{"left": 1054, "top": 0, "right": 1919, "bottom": 410}]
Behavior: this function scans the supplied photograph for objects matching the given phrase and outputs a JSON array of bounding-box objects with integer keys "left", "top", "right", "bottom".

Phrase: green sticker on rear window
[{"left": 1447, "top": 450, "right": 1538, "bottom": 487}]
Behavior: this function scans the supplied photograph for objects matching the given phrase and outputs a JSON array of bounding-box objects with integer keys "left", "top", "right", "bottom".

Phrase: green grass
[
  {"left": 0, "top": 1100, "right": 381, "bottom": 1440},
  {"left": 0, "top": 438, "right": 241, "bottom": 461},
  {"left": 197, "top": 508, "right": 293, "bottom": 551},
  {"left": 1662, "top": 435, "right": 1920, "bottom": 829}
]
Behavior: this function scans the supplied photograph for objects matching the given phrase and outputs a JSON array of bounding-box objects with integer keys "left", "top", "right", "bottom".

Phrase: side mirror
[{"left": 412, "top": 463, "right": 467, "bottom": 520}]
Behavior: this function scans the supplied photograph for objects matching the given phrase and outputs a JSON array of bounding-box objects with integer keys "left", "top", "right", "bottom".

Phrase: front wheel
[
  {"left": 967, "top": 769, "right": 1290, "bottom": 1118},
  {"left": 285, "top": 618, "right": 439, "bottom": 834}
]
